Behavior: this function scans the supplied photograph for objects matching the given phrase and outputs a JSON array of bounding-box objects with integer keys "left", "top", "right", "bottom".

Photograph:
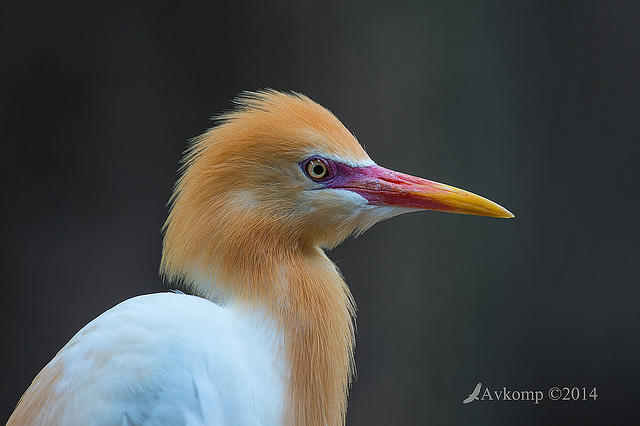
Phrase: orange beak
[{"left": 330, "top": 164, "right": 514, "bottom": 219}]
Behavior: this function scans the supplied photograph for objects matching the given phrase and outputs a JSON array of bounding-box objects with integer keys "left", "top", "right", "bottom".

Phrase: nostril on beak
[{"left": 377, "top": 173, "right": 410, "bottom": 185}]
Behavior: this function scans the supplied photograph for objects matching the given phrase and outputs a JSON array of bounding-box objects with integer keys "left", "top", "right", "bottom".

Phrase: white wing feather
[{"left": 10, "top": 293, "right": 285, "bottom": 426}]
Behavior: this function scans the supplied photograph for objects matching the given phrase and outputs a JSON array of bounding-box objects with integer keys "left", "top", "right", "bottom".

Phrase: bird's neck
[
  {"left": 171, "top": 242, "right": 356, "bottom": 426},
  {"left": 276, "top": 247, "right": 356, "bottom": 426}
]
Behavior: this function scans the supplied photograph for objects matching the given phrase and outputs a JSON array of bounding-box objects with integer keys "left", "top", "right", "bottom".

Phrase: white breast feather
[{"left": 23, "top": 293, "right": 285, "bottom": 426}]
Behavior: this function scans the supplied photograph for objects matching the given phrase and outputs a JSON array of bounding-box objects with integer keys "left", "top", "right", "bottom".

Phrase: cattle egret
[{"left": 9, "top": 90, "right": 513, "bottom": 425}]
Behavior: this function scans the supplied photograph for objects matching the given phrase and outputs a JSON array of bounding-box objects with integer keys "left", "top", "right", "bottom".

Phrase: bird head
[{"left": 161, "top": 90, "right": 512, "bottom": 288}]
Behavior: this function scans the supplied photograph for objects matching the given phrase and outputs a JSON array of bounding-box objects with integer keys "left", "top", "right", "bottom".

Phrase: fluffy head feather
[{"left": 160, "top": 90, "right": 387, "bottom": 290}]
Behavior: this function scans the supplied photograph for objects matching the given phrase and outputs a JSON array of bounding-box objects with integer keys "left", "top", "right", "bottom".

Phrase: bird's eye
[{"left": 305, "top": 158, "right": 330, "bottom": 180}]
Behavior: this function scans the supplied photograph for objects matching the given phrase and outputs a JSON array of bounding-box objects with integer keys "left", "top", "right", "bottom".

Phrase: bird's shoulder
[{"left": 9, "top": 293, "right": 284, "bottom": 425}]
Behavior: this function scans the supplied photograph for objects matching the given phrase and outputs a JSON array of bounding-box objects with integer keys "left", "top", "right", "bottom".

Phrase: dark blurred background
[{"left": 2, "top": 1, "right": 639, "bottom": 425}]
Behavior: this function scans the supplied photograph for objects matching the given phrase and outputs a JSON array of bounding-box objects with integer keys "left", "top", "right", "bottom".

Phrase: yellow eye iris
[{"left": 306, "top": 159, "right": 328, "bottom": 179}]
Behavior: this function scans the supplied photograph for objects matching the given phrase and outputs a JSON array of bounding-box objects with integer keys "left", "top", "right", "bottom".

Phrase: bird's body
[
  {"left": 9, "top": 90, "right": 512, "bottom": 425},
  {"left": 12, "top": 293, "right": 285, "bottom": 425}
]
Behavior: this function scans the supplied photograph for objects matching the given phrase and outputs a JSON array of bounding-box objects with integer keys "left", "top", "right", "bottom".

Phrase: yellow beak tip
[{"left": 498, "top": 207, "right": 515, "bottom": 219}]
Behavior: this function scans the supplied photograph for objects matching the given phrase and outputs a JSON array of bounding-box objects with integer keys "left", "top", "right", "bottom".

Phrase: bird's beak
[{"left": 334, "top": 165, "right": 514, "bottom": 218}]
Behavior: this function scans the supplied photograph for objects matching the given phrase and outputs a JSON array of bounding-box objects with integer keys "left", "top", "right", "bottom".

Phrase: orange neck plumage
[
  {"left": 160, "top": 142, "right": 356, "bottom": 425},
  {"left": 161, "top": 216, "right": 355, "bottom": 425}
]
